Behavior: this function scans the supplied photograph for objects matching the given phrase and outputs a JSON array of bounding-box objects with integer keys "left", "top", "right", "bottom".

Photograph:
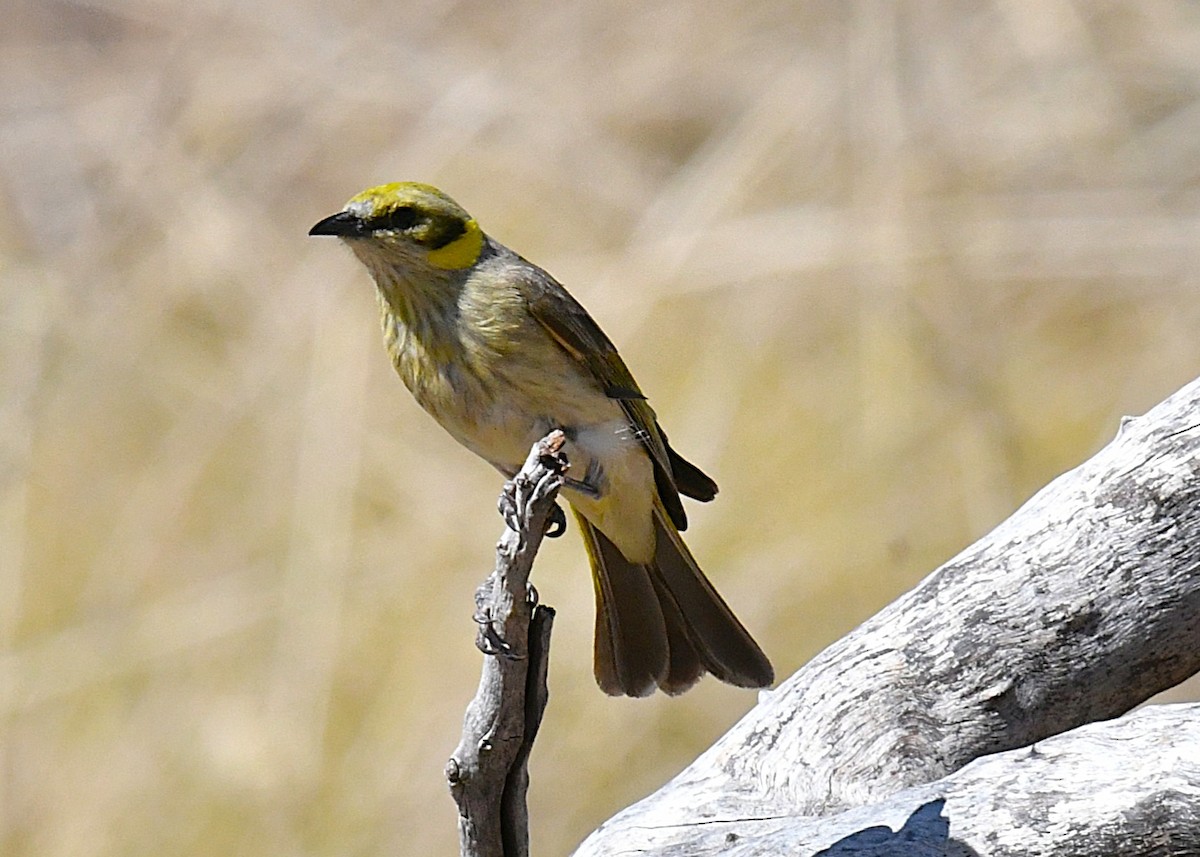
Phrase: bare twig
[{"left": 447, "top": 431, "right": 567, "bottom": 857}]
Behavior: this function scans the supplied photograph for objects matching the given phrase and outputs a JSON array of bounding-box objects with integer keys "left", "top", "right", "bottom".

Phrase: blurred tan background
[{"left": 4, "top": 1, "right": 1200, "bottom": 854}]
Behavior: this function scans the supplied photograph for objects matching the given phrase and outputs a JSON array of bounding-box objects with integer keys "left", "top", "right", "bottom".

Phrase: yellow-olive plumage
[{"left": 310, "top": 182, "right": 773, "bottom": 696}]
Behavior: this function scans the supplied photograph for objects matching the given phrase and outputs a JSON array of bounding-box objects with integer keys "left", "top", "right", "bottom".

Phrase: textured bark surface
[
  {"left": 575, "top": 377, "right": 1200, "bottom": 856},
  {"left": 447, "top": 432, "right": 565, "bottom": 857},
  {"left": 582, "top": 704, "right": 1200, "bottom": 856}
]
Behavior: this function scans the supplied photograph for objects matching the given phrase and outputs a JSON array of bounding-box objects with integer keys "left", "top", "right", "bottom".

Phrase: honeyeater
[{"left": 309, "top": 182, "right": 773, "bottom": 696}]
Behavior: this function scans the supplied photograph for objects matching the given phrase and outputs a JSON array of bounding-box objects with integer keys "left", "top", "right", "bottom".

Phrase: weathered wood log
[
  {"left": 447, "top": 432, "right": 566, "bottom": 857},
  {"left": 583, "top": 703, "right": 1200, "bottom": 856},
  {"left": 576, "top": 376, "right": 1200, "bottom": 855}
]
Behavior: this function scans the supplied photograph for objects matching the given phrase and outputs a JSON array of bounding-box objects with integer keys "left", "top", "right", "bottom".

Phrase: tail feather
[
  {"left": 650, "top": 505, "right": 774, "bottom": 689},
  {"left": 577, "top": 511, "right": 667, "bottom": 697},
  {"left": 645, "top": 571, "right": 706, "bottom": 695},
  {"left": 575, "top": 507, "right": 773, "bottom": 697}
]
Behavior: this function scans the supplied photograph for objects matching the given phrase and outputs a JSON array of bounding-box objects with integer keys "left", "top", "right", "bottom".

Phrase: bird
[{"left": 309, "top": 182, "right": 773, "bottom": 696}]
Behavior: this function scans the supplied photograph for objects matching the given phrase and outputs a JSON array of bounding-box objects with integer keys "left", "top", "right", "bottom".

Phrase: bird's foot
[
  {"left": 473, "top": 601, "right": 526, "bottom": 660},
  {"left": 471, "top": 578, "right": 537, "bottom": 659},
  {"left": 544, "top": 502, "right": 567, "bottom": 538}
]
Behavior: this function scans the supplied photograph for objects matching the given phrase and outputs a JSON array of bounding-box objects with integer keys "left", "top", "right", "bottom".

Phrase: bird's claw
[
  {"left": 544, "top": 503, "right": 567, "bottom": 538},
  {"left": 476, "top": 621, "right": 521, "bottom": 658},
  {"left": 473, "top": 598, "right": 530, "bottom": 660}
]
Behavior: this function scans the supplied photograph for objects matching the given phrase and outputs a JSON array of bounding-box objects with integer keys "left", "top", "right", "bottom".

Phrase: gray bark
[
  {"left": 575, "top": 376, "right": 1200, "bottom": 855},
  {"left": 448, "top": 432, "right": 565, "bottom": 857},
  {"left": 582, "top": 704, "right": 1200, "bottom": 856}
]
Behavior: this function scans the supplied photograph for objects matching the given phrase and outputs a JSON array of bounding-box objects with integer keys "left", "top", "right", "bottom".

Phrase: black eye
[{"left": 378, "top": 205, "right": 419, "bottom": 231}]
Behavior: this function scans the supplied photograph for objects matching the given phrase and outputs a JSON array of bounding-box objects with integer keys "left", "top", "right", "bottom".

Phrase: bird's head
[{"left": 309, "top": 182, "right": 485, "bottom": 273}]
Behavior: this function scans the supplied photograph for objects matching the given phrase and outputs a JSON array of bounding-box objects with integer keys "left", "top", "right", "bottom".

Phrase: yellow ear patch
[{"left": 427, "top": 219, "right": 484, "bottom": 270}]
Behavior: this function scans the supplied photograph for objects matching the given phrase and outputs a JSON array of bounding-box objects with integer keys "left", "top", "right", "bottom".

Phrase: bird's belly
[
  {"left": 396, "top": 343, "right": 656, "bottom": 561},
  {"left": 444, "top": 403, "right": 550, "bottom": 476},
  {"left": 439, "top": 397, "right": 656, "bottom": 563},
  {"left": 449, "top": 396, "right": 629, "bottom": 483}
]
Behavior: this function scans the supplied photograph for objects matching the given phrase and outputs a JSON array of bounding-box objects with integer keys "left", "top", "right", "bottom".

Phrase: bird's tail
[{"left": 575, "top": 506, "right": 774, "bottom": 697}]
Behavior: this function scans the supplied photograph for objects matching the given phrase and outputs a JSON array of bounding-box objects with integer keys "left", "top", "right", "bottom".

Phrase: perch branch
[{"left": 447, "top": 431, "right": 567, "bottom": 857}]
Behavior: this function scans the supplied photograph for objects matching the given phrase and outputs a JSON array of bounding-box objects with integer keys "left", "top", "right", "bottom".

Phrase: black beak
[{"left": 309, "top": 210, "right": 368, "bottom": 237}]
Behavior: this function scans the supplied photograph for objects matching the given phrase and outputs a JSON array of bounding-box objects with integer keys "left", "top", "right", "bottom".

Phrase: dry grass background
[{"left": 4, "top": 1, "right": 1200, "bottom": 854}]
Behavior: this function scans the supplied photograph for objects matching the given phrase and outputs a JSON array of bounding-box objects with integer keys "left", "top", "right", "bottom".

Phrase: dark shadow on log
[{"left": 814, "top": 801, "right": 980, "bottom": 857}]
